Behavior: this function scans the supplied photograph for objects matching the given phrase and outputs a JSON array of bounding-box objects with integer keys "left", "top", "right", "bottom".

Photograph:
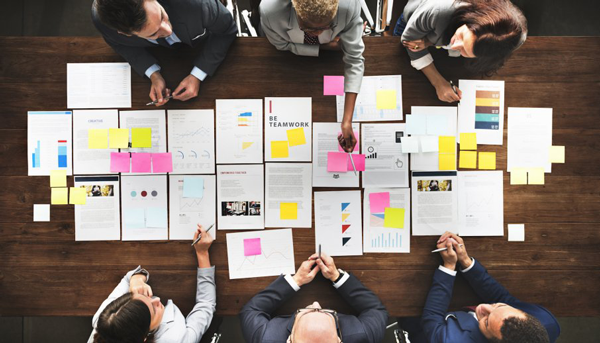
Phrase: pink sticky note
[
  {"left": 327, "top": 152, "right": 348, "bottom": 172},
  {"left": 369, "top": 192, "right": 390, "bottom": 213},
  {"left": 323, "top": 76, "right": 345, "bottom": 96},
  {"left": 152, "top": 153, "right": 173, "bottom": 173},
  {"left": 337, "top": 131, "right": 358, "bottom": 152},
  {"left": 131, "top": 153, "right": 152, "bottom": 173},
  {"left": 110, "top": 152, "right": 130, "bottom": 173},
  {"left": 244, "top": 238, "right": 261, "bottom": 256},
  {"left": 347, "top": 154, "right": 366, "bottom": 172}
]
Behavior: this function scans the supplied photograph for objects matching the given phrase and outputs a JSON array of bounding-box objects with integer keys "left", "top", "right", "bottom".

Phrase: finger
[
  {"left": 165, "top": 88, "right": 171, "bottom": 97},
  {"left": 316, "top": 258, "right": 329, "bottom": 272},
  {"left": 176, "top": 90, "right": 192, "bottom": 101},
  {"left": 193, "top": 228, "right": 200, "bottom": 240},
  {"left": 147, "top": 286, "right": 153, "bottom": 297},
  {"left": 308, "top": 265, "right": 320, "bottom": 278},
  {"left": 173, "top": 83, "right": 186, "bottom": 98},
  {"left": 309, "top": 253, "right": 318, "bottom": 260},
  {"left": 149, "top": 88, "right": 158, "bottom": 102},
  {"left": 457, "top": 87, "right": 463, "bottom": 99}
]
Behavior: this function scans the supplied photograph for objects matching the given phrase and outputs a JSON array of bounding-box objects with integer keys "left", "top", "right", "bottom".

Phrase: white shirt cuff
[
  {"left": 284, "top": 274, "right": 301, "bottom": 292},
  {"left": 461, "top": 258, "right": 476, "bottom": 273},
  {"left": 410, "top": 53, "right": 434, "bottom": 70},
  {"left": 332, "top": 272, "right": 350, "bottom": 289},
  {"left": 438, "top": 265, "right": 457, "bottom": 276},
  {"left": 190, "top": 67, "right": 208, "bottom": 81},
  {"left": 145, "top": 64, "right": 161, "bottom": 79}
]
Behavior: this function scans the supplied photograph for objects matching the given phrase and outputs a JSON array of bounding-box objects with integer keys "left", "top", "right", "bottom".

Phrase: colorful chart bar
[
  {"left": 371, "top": 232, "right": 401, "bottom": 248},
  {"left": 475, "top": 90, "right": 500, "bottom": 130},
  {"left": 32, "top": 140, "right": 41, "bottom": 168},
  {"left": 57, "top": 140, "right": 67, "bottom": 168}
]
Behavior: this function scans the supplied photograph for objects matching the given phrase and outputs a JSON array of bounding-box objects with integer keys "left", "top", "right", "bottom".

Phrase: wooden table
[{"left": 1, "top": 37, "right": 599, "bottom": 318}]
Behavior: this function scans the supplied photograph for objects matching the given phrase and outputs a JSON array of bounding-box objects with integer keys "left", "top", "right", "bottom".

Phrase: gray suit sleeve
[
  {"left": 180, "top": 266, "right": 217, "bottom": 343},
  {"left": 339, "top": 0, "right": 365, "bottom": 94},
  {"left": 400, "top": 6, "right": 438, "bottom": 63}
]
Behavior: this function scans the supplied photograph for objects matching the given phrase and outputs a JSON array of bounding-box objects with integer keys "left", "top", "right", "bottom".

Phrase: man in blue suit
[{"left": 402, "top": 232, "right": 560, "bottom": 343}]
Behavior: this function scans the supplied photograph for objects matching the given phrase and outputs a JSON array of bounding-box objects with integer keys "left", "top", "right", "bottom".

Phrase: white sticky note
[
  {"left": 405, "top": 115, "right": 427, "bottom": 135},
  {"left": 426, "top": 113, "right": 449, "bottom": 136},
  {"left": 508, "top": 224, "right": 525, "bottom": 242},
  {"left": 33, "top": 204, "right": 50, "bottom": 222},
  {"left": 419, "top": 136, "right": 439, "bottom": 152},
  {"left": 401, "top": 137, "right": 420, "bottom": 153}
]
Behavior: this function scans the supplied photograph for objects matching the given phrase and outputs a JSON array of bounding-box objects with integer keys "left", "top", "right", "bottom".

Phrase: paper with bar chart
[
  {"left": 458, "top": 80, "right": 505, "bottom": 145},
  {"left": 315, "top": 191, "right": 363, "bottom": 256},
  {"left": 363, "top": 188, "right": 411, "bottom": 253},
  {"left": 169, "top": 175, "right": 216, "bottom": 240},
  {"left": 27, "top": 111, "right": 73, "bottom": 176},
  {"left": 167, "top": 109, "right": 215, "bottom": 174},
  {"left": 216, "top": 99, "right": 263, "bottom": 163},
  {"left": 335, "top": 75, "right": 403, "bottom": 122}
]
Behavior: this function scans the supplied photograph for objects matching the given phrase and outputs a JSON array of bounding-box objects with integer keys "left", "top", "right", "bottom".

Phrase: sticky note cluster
[
  {"left": 369, "top": 192, "right": 390, "bottom": 213},
  {"left": 327, "top": 152, "right": 366, "bottom": 173},
  {"left": 110, "top": 152, "right": 173, "bottom": 173},
  {"left": 271, "top": 128, "right": 308, "bottom": 158},
  {"left": 90, "top": 127, "right": 152, "bottom": 149},
  {"left": 510, "top": 167, "right": 545, "bottom": 185},
  {"left": 384, "top": 208, "right": 405, "bottom": 228},
  {"left": 50, "top": 187, "right": 87, "bottom": 205},
  {"left": 438, "top": 136, "right": 456, "bottom": 170}
]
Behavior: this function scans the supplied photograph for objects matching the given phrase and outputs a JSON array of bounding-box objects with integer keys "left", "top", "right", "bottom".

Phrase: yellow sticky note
[
  {"left": 528, "top": 168, "right": 545, "bottom": 185},
  {"left": 459, "top": 151, "right": 477, "bottom": 169},
  {"left": 271, "top": 141, "right": 289, "bottom": 158},
  {"left": 88, "top": 129, "right": 108, "bottom": 149},
  {"left": 376, "top": 90, "right": 397, "bottom": 110},
  {"left": 439, "top": 136, "right": 456, "bottom": 153},
  {"left": 280, "top": 203, "right": 298, "bottom": 220},
  {"left": 286, "top": 128, "right": 306, "bottom": 147},
  {"left": 549, "top": 146, "right": 565, "bottom": 163},
  {"left": 109, "top": 128, "right": 129, "bottom": 148},
  {"left": 50, "top": 169, "right": 67, "bottom": 188},
  {"left": 439, "top": 153, "right": 456, "bottom": 170},
  {"left": 69, "top": 187, "right": 87, "bottom": 205},
  {"left": 131, "top": 128, "right": 152, "bottom": 148},
  {"left": 384, "top": 208, "right": 405, "bottom": 228},
  {"left": 510, "top": 168, "right": 528, "bottom": 185},
  {"left": 51, "top": 188, "right": 68, "bottom": 205},
  {"left": 478, "top": 152, "right": 496, "bottom": 170},
  {"left": 460, "top": 133, "right": 477, "bottom": 150}
]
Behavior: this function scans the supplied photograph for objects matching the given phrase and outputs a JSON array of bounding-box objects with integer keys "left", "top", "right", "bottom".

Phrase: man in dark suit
[
  {"left": 402, "top": 232, "right": 560, "bottom": 343},
  {"left": 92, "top": 0, "right": 237, "bottom": 105},
  {"left": 240, "top": 252, "right": 388, "bottom": 343}
]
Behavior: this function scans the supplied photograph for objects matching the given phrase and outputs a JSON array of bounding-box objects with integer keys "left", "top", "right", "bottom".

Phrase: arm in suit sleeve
[
  {"left": 400, "top": 7, "right": 438, "bottom": 69},
  {"left": 338, "top": 0, "right": 365, "bottom": 94},
  {"left": 421, "top": 268, "right": 456, "bottom": 343},
  {"left": 259, "top": 8, "right": 319, "bottom": 57},
  {"left": 239, "top": 275, "right": 298, "bottom": 343},
  {"left": 461, "top": 259, "right": 519, "bottom": 305},
  {"left": 180, "top": 267, "right": 217, "bottom": 343},
  {"left": 335, "top": 274, "right": 388, "bottom": 343}
]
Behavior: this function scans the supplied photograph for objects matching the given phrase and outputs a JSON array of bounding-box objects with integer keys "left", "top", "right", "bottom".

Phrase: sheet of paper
[
  {"left": 110, "top": 152, "right": 130, "bottom": 173},
  {"left": 109, "top": 128, "right": 129, "bottom": 149},
  {"left": 131, "top": 153, "right": 152, "bottom": 173},
  {"left": 69, "top": 187, "right": 87, "bottom": 205},
  {"left": 74, "top": 176, "right": 121, "bottom": 241},
  {"left": 131, "top": 128, "right": 152, "bottom": 148},
  {"left": 27, "top": 111, "right": 73, "bottom": 176},
  {"left": 412, "top": 171, "right": 458, "bottom": 235},
  {"left": 507, "top": 107, "right": 553, "bottom": 172},
  {"left": 384, "top": 208, "right": 405, "bottom": 228},
  {"left": 348, "top": 154, "right": 365, "bottom": 171},
  {"left": 528, "top": 167, "right": 545, "bottom": 185},
  {"left": 549, "top": 146, "right": 565, "bottom": 163},
  {"left": 419, "top": 136, "right": 439, "bottom": 152},
  {"left": 324, "top": 75, "right": 345, "bottom": 96},
  {"left": 376, "top": 90, "right": 396, "bottom": 109},
  {"left": 361, "top": 124, "right": 409, "bottom": 188},
  {"left": 216, "top": 99, "right": 263, "bottom": 163},
  {"left": 478, "top": 152, "right": 496, "bottom": 170},
  {"left": 169, "top": 175, "right": 216, "bottom": 240},
  {"left": 510, "top": 168, "right": 528, "bottom": 185},
  {"left": 458, "top": 80, "right": 505, "bottom": 145},
  {"left": 369, "top": 192, "right": 390, "bottom": 213},
  {"left": 167, "top": 109, "right": 215, "bottom": 174},
  {"left": 88, "top": 129, "right": 108, "bottom": 149},
  {"left": 460, "top": 133, "right": 477, "bottom": 150},
  {"left": 67, "top": 63, "right": 131, "bottom": 109},
  {"left": 152, "top": 153, "right": 173, "bottom": 173},
  {"left": 457, "top": 171, "right": 504, "bottom": 236},
  {"left": 265, "top": 97, "right": 312, "bottom": 161},
  {"left": 265, "top": 163, "right": 312, "bottom": 228},
  {"left": 120, "top": 110, "right": 167, "bottom": 174},
  {"left": 508, "top": 224, "right": 525, "bottom": 241},
  {"left": 217, "top": 164, "right": 264, "bottom": 230},
  {"left": 226, "top": 229, "right": 295, "bottom": 279},
  {"left": 336, "top": 75, "right": 403, "bottom": 122},
  {"left": 459, "top": 151, "right": 477, "bottom": 169},
  {"left": 121, "top": 175, "right": 168, "bottom": 240},
  {"left": 271, "top": 141, "right": 289, "bottom": 159},
  {"left": 73, "top": 110, "right": 119, "bottom": 174},
  {"left": 313, "top": 123, "right": 360, "bottom": 187},
  {"left": 33, "top": 204, "right": 50, "bottom": 222},
  {"left": 51, "top": 188, "right": 69, "bottom": 205},
  {"left": 50, "top": 170, "right": 67, "bottom": 188},
  {"left": 315, "top": 191, "right": 363, "bottom": 256},
  {"left": 401, "top": 137, "right": 420, "bottom": 153},
  {"left": 410, "top": 107, "right": 458, "bottom": 171},
  {"left": 363, "top": 188, "right": 411, "bottom": 253}
]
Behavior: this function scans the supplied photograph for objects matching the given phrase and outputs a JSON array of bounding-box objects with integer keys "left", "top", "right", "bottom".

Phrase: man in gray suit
[
  {"left": 260, "top": 0, "right": 365, "bottom": 152},
  {"left": 92, "top": 0, "right": 237, "bottom": 105}
]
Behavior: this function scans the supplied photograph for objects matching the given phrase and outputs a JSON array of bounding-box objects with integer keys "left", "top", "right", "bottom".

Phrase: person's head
[
  {"left": 93, "top": 292, "right": 165, "bottom": 343},
  {"left": 430, "top": 180, "right": 439, "bottom": 187},
  {"left": 95, "top": 0, "right": 172, "bottom": 39},
  {"left": 445, "top": 0, "right": 528, "bottom": 75},
  {"left": 287, "top": 301, "right": 342, "bottom": 343},
  {"left": 476, "top": 303, "right": 549, "bottom": 343},
  {"left": 292, "top": 0, "right": 339, "bottom": 36}
]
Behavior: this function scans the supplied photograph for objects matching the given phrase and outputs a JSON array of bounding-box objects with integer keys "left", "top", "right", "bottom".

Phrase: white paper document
[
  {"left": 336, "top": 75, "right": 403, "bottom": 122},
  {"left": 74, "top": 175, "right": 121, "bottom": 241},
  {"left": 27, "top": 111, "right": 73, "bottom": 176},
  {"left": 226, "top": 229, "right": 295, "bottom": 279},
  {"left": 67, "top": 63, "right": 131, "bottom": 109},
  {"left": 411, "top": 171, "right": 458, "bottom": 236},
  {"left": 457, "top": 171, "right": 504, "bottom": 236},
  {"left": 167, "top": 109, "right": 215, "bottom": 174},
  {"left": 458, "top": 80, "right": 505, "bottom": 145},
  {"left": 315, "top": 191, "right": 363, "bottom": 256},
  {"left": 265, "top": 163, "right": 312, "bottom": 228},
  {"left": 265, "top": 97, "right": 312, "bottom": 161},
  {"left": 508, "top": 107, "right": 553, "bottom": 172},
  {"left": 363, "top": 188, "right": 411, "bottom": 253},
  {"left": 120, "top": 110, "right": 167, "bottom": 153},
  {"left": 73, "top": 109, "right": 119, "bottom": 174},
  {"left": 216, "top": 99, "right": 263, "bottom": 163},
  {"left": 361, "top": 123, "right": 409, "bottom": 188},
  {"left": 410, "top": 106, "right": 458, "bottom": 171},
  {"left": 217, "top": 164, "right": 265, "bottom": 230},
  {"left": 169, "top": 175, "right": 216, "bottom": 240},
  {"left": 312, "top": 123, "right": 360, "bottom": 188},
  {"left": 121, "top": 175, "right": 168, "bottom": 241}
]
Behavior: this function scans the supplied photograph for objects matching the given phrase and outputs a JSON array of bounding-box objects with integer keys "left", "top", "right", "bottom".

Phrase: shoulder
[
  {"left": 338, "top": 0, "right": 362, "bottom": 15},
  {"left": 259, "top": 316, "right": 294, "bottom": 342},
  {"left": 259, "top": 0, "right": 290, "bottom": 17}
]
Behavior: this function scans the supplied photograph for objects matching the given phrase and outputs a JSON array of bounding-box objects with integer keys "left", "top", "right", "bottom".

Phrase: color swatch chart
[{"left": 474, "top": 90, "right": 500, "bottom": 130}]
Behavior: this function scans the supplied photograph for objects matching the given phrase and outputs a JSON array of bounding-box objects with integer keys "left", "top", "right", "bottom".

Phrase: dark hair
[
  {"left": 95, "top": 0, "right": 149, "bottom": 34},
  {"left": 489, "top": 313, "right": 550, "bottom": 343},
  {"left": 93, "top": 293, "right": 155, "bottom": 343},
  {"left": 444, "top": 0, "right": 527, "bottom": 76}
]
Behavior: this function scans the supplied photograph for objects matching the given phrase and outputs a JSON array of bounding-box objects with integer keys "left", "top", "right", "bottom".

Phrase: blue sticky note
[
  {"left": 405, "top": 115, "right": 427, "bottom": 135},
  {"left": 426, "top": 114, "right": 449, "bottom": 135},
  {"left": 146, "top": 207, "right": 168, "bottom": 228},
  {"left": 124, "top": 208, "right": 145, "bottom": 229},
  {"left": 183, "top": 177, "right": 204, "bottom": 198}
]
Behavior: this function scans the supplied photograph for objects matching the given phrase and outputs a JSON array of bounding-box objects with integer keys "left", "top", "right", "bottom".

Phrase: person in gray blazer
[
  {"left": 88, "top": 225, "right": 215, "bottom": 343},
  {"left": 92, "top": 0, "right": 237, "bottom": 106},
  {"left": 260, "top": 0, "right": 365, "bottom": 152},
  {"left": 393, "top": 0, "right": 527, "bottom": 103}
]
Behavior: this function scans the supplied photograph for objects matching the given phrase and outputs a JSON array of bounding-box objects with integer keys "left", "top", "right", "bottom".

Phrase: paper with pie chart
[
  {"left": 169, "top": 175, "right": 216, "bottom": 240},
  {"left": 314, "top": 190, "right": 363, "bottom": 256},
  {"left": 167, "top": 109, "right": 215, "bottom": 174},
  {"left": 121, "top": 175, "right": 168, "bottom": 241}
]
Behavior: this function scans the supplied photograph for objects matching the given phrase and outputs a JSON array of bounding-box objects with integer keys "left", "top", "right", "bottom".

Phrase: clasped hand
[
  {"left": 292, "top": 253, "right": 340, "bottom": 287},
  {"left": 149, "top": 72, "right": 201, "bottom": 106},
  {"left": 436, "top": 231, "right": 472, "bottom": 271}
]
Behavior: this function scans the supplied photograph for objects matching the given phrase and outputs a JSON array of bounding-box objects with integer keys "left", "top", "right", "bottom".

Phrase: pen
[
  {"left": 449, "top": 80, "right": 458, "bottom": 96},
  {"left": 146, "top": 95, "right": 173, "bottom": 106},
  {"left": 191, "top": 223, "right": 214, "bottom": 246},
  {"left": 431, "top": 244, "right": 463, "bottom": 253},
  {"left": 348, "top": 153, "right": 357, "bottom": 176},
  {"left": 318, "top": 244, "right": 321, "bottom": 260}
]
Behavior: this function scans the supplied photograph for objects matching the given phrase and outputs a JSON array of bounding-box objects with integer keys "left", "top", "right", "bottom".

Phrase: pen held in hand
[
  {"left": 431, "top": 244, "right": 463, "bottom": 253},
  {"left": 191, "top": 223, "right": 214, "bottom": 246},
  {"left": 146, "top": 95, "right": 173, "bottom": 106},
  {"left": 348, "top": 153, "right": 357, "bottom": 176}
]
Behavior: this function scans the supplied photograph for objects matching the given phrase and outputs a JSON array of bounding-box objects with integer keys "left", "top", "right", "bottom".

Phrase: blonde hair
[{"left": 292, "top": 0, "right": 339, "bottom": 24}]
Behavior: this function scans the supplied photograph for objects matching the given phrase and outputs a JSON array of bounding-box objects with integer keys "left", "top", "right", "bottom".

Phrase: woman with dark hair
[
  {"left": 87, "top": 225, "right": 215, "bottom": 343},
  {"left": 393, "top": 0, "right": 527, "bottom": 103}
]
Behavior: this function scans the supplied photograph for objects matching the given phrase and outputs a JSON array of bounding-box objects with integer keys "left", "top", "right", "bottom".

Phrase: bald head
[{"left": 293, "top": 312, "right": 339, "bottom": 343}]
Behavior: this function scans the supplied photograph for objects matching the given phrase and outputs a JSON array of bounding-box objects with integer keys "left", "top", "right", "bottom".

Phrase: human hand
[
  {"left": 435, "top": 81, "right": 462, "bottom": 103},
  {"left": 130, "top": 274, "right": 153, "bottom": 297},
  {"left": 338, "top": 123, "right": 356, "bottom": 153},
  {"left": 173, "top": 74, "right": 201, "bottom": 101},
  {"left": 437, "top": 236, "right": 458, "bottom": 270},
  {"left": 193, "top": 224, "right": 213, "bottom": 254},
  {"left": 311, "top": 252, "right": 340, "bottom": 282},
  {"left": 438, "top": 232, "right": 470, "bottom": 269},
  {"left": 402, "top": 39, "right": 431, "bottom": 52},
  {"left": 292, "top": 259, "right": 320, "bottom": 286},
  {"left": 149, "top": 72, "right": 171, "bottom": 106},
  {"left": 320, "top": 37, "right": 341, "bottom": 51}
]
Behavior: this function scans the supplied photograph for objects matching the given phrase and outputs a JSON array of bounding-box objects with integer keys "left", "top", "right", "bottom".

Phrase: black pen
[
  {"left": 449, "top": 80, "right": 459, "bottom": 96},
  {"left": 191, "top": 223, "right": 214, "bottom": 246},
  {"left": 318, "top": 244, "right": 322, "bottom": 260}
]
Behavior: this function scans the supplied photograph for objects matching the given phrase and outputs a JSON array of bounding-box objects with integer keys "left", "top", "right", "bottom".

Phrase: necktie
[{"left": 304, "top": 32, "right": 319, "bottom": 45}]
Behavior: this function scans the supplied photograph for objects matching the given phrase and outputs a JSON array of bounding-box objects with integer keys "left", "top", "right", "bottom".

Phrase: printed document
[
  {"left": 363, "top": 188, "right": 411, "bottom": 253},
  {"left": 217, "top": 164, "right": 265, "bottom": 230},
  {"left": 457, "top": 171, "right": 504, "bottom": 236},
  {"left": 313, "top": 123, "right": 360, "bottom": 187},
  {"left": 73, "top": 109, "right": 118, "bottom": 174},
  {"left": 458, "top": 80, "right": 505, "bottom": 145},
  {"left": 120, "top": 110, "right": 167, "bottom": 174},
  {"left": 361, "top": 123, "right": 409, "bottom": 187},
  {"left": 411, "top": 171, "right": 458, "bottom": 236},
  {"left": 121, "top": 175, "right": 168, "bottom": 241},
  {"left": 74, "top": 175, "right": 120, "bottom": 241},
  {"left": 216, "top": 99, "right": 263, "bottom": 163},
  {"left": 169, "top": 175, "right": 216, "bottom": 240},
  {"left": 265, "top": 163, "right": 312, "bottom": 228},
  {"left": 167, "top": 109, "right": 215, "bottom": 174},
  {"left": 265, "top": 97, "right": 312, "bottom": 161},
  {"left": 410, "top": 106, "right": 458, "bottom": 171},
  {"left": 315, "top": 190, "right": 363, "bottom": 256},
  {"left": 27, "top": 111, "right": 73, "bottom": 176},
  {"left": 336, "top": 75, "right": 403, "bottom": 122},
  {"left": 508, "top": 107, "right": 553, "bottom": 172},
  {"left": 67, "top": 63, "right": 131, "bottom": 109}
]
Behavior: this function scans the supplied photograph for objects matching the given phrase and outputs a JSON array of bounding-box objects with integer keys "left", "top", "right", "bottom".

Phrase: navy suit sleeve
[
  {"left": 335, "top": 274, "right": 388, "bottom": 343},
  {"left": 239, "top": 276, "right": 297, "bottom": 343},
  {"left": 421, "top": 269, "right": 456, "bottom": 343},
  {"left": 462, "top": 260, "right": 518, "bottom": 304}
]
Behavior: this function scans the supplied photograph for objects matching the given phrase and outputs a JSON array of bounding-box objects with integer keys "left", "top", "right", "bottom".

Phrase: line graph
[{"left": 179, "top": 198, "right": 204, "bottom": 212}]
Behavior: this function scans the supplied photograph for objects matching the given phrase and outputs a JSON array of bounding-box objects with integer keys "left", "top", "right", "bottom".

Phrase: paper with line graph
[
  {"left": 168, "top": 110, "right": 215, "bottom": 174},
  {"left": 314, "top": 191, "right": 363, "bottom": 256},
  {"left": 457, "top": 171, "right": 503, "bottom": 236},
  {"left": 169, "top": 175, "right": 216, "bottom": 240},
  {"left": 216, "top": 99, "right": 263, "bottom": 163},
  {"left": 226, "top": 229, "right": 295, "bottom": 279}
]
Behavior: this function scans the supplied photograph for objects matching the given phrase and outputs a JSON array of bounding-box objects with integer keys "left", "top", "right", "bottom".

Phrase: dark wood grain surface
[{"left": 1, "top": 36, "right": 599, "bottom": 317}]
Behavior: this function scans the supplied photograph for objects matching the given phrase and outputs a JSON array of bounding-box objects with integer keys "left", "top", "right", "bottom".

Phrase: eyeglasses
[
  {"left": 300, "top": 22, "right": 334, "bottom": 33},
  {"left": 289, "top": 308, "right": 343, "bottom": 342}
]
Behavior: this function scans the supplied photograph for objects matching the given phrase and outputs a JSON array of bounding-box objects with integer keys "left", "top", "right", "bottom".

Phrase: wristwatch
[
  {"left": 334, "top": 268, "right": 345, "bottom": 283},
  {"left": 133, "top": 267, "right": 150, "bottom": 281}
]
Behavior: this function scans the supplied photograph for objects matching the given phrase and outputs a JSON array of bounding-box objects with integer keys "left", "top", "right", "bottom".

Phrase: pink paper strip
[
  {"left": 347, "top": 154, "right": 366, "bottom": 171},
  {"left": 151, "top": 153, "right": 173, "bottom": 173}
]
